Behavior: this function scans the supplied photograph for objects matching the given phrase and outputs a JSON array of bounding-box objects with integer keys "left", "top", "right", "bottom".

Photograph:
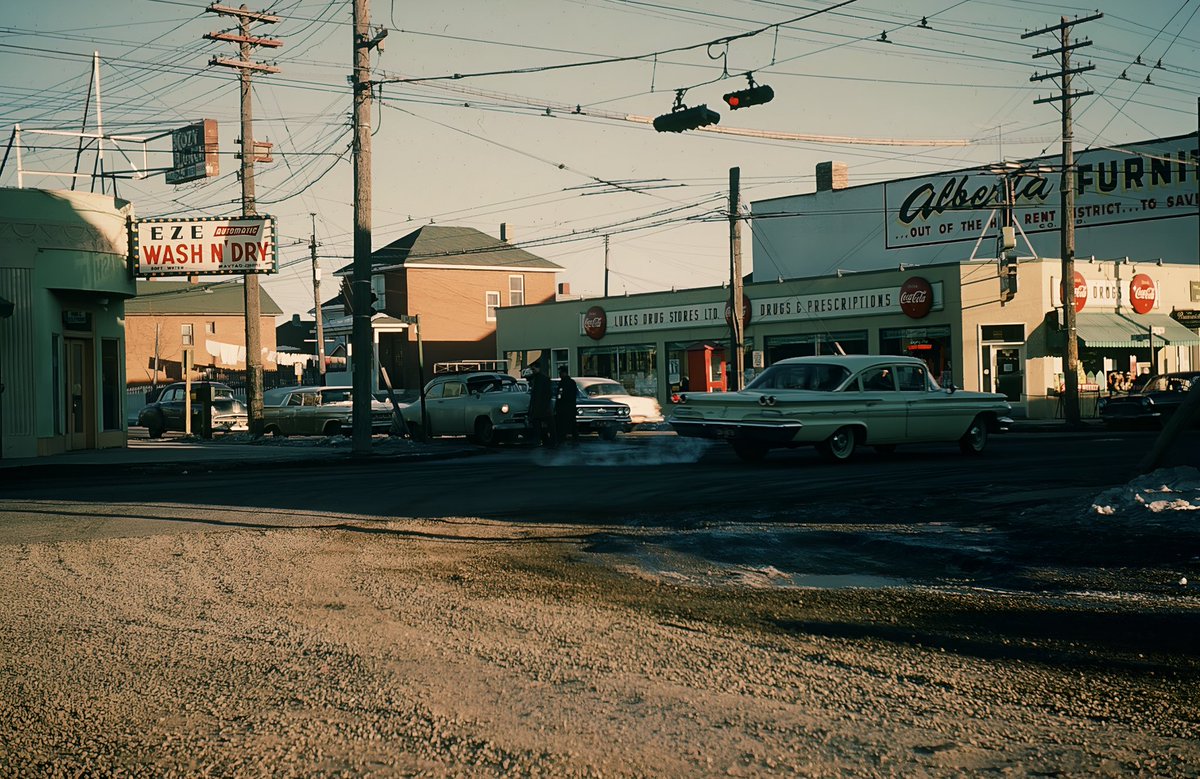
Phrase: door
[
  {"left": 65, "top": 338, "right": 93, "bottom": 450},
  {"left": 993, "top": 347, "right": 1024, "bottom": 401}
]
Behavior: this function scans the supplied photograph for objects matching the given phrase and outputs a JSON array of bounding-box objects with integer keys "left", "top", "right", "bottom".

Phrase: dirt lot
[{"left": 1, "top": 483, "right": 1198, "bottom": 778}]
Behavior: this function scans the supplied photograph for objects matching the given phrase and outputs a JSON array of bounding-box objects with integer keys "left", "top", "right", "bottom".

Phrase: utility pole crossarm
[
  {"left": 204, "top": 32, "right": 283, "bottom": 48},
  {"left": 1034, "top": 91, "right": 1094, "bottom": 105},
  {"left": 1031, "top": 40, "right": 1094, "bottom": 59},
  {"left": 209, "top": 57, "right": 282, "bottom": 74},
  {"left": 206, "top": 4, "right": 279, "bottom": 23},
  {"left": 1020, "top": 12, "right": 1104, "bottom": 38},
  {"left": 1030, "top": 65, "right": 1095, "bottom": 81}
]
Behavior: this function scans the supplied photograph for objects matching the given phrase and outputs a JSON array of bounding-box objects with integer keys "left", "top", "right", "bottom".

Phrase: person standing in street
[
  {"left": 527, "top": 363, "right": 554, "bottom": 446},
  {"left": 555, "top": 365, "right": 579, "bottom": 445}
]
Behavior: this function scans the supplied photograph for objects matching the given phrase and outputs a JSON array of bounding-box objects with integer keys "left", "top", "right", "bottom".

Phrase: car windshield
[
  {"left": 466, "top": 376, "right": 518, "bottom": 393},
  {"left": 745, "top": 363, "right": 851, "bottom": 392},
  {"left": 210, "top": 387, "right": 235, "bottom": 400},
  {"left": 583, "top": 382, "right": 625, "bottom": 397}
]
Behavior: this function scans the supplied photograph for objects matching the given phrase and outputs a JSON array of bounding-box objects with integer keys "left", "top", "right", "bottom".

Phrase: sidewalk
[{"left": 0, "top": 433, "right": 484, "bottom": 481}]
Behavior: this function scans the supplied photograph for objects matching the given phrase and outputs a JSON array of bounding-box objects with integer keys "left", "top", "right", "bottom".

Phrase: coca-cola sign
[
  {"left": 1129, "top": 273, "right": 1157, "bottom": 315},
  {"left": 583, "top": 305, "right": 607, "bottom": 340},
  {"left": 724, "top": 294, "right": 752, "bottom": 329},
  {"left": 898, "top": 276, "right": 934, "bottom": 319},
  {"left": 1059, "top": 270, "right": 1088, "bottom": 313}
]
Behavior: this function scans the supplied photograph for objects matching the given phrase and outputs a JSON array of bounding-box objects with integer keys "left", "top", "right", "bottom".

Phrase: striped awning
[{"left": 1074, "top": 312, "right": 1200, "bottom": 348}]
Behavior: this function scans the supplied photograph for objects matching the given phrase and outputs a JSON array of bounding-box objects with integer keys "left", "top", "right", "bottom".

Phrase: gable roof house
[
  {"left": 124, "top": 280, "right": 282, "bottom": 387},
  {"left": 331, "top": 225, "right": 561, "bottom": 391}
]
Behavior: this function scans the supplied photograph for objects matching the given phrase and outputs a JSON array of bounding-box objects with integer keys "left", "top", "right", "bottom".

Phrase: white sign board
[{"left": 134, "top": 215, "right": 277, "bottom": 276}]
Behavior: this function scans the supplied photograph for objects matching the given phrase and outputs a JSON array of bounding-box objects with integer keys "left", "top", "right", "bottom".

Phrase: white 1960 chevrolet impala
[{"left": 669, "top": 355, "right": 1013, "bottom": 463}]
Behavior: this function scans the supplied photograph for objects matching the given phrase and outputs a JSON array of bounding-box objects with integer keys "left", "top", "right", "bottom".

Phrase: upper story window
[
  {"left": 371, "top": 275, "right": 387, "bottom": 310},
  {"left": 181, "top": 323, "right": 194, "bottom": 347},
  {"left": 205, "top": 321, "right": 216, "bottom": 335},
  {"left": 485, "top": 291, "right": 500, "bottom": 322},
  {"left": 508, "top": 275, "right": 525, "bottom": 307}
]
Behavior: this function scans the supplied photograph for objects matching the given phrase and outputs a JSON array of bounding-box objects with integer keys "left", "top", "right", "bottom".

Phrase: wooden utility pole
[
  {"left": 206, "top": 3, "right": 281, "bottom": 437},
  {"left": 728, "top": 166, "right": 745, "bottom": 391},
  {"left": 351, "top": 0, "right": 374, "bottom": 453},
  {"left": 603, "top": 235, "right": 610, "bottom": 297},
  {"left": 1024, "top": 12, "right": 1100, "bottom": 426},
  {"left": 310, "top": 213, "right": 327, "bottom": 386}
]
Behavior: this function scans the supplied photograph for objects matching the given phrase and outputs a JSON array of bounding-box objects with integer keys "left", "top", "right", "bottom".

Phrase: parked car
[
  {"left": 668, "top": 355, "right": 1012, "bottom": 463},
  {"left": 400, "top": 371, "right": 529, "bottom": 445},
  {"left": 554, "top": 379, "right": 631, "bottom": 440},
  {"left": 262, "top": 385, "right": 395, "bottom": 437},
  {"left": 574, "top": 377, "right": 664, "bottom": 428},
  {"left": 1099, "top": 372, "right": 1200, "bottom": 428},
  {"left": 137, "top": 381, "right": 248, "bottom": 438}
]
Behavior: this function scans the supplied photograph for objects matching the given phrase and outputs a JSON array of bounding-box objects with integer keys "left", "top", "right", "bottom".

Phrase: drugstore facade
[{"left": 495, "top": 257, "right": 1200, "bottom": 420}]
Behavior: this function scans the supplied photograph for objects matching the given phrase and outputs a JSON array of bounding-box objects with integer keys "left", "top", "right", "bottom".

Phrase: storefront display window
[
  {"left": 765, "top": 331, "right": 867, "bottom": 364},
  {"left": 579, "top": 343, "right": 658, "bottom": 396},
  {"left": 880, "top": 325, "right": 952, "bottom": 384}
]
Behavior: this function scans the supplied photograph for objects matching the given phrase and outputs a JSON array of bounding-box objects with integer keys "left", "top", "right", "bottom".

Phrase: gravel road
[{"left": 1, "top": 496, "right": 1197, "bottom": 777}]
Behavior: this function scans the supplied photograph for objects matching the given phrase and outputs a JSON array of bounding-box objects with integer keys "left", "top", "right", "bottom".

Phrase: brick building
[
  {"left": 125, "top": 280, "right": 282, "bottom": 387},
  {"left": 332, "top": 225, "right": 561, "bottom": 390}
]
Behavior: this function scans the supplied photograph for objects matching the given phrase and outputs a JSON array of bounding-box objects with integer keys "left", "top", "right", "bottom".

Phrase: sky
[{"left": 2, "top": 0, "right": 1199, "bottom": 320}]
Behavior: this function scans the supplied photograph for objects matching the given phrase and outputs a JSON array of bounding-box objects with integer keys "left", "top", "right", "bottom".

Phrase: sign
[
  {"left": 1129, "top": 273, "right": 1158, "bottom": 315},
  {"left": 1059, "top": 270, "right": 1087, "bottom": 313},
  {"left": 1192, "top": 280, "right": 1200, "bottom": 303},
  {"left": 884, "top": 136, "right": 1200, "bottom": 249},
  {"left": 1171, "top": 309, "right": 1200, "bottom": 329},
  {"left": 724, "top": 294, "right": 752, "bottom": 329},
  {"left": 752, "top": 350, "right": 764, "bottom": 369},
  {"left": 582, "top": 305, "right": 607, "bottom": 340},
  {"left": 133, "top": 215, "right": 277, "bottom": 276},
  {"left": 165, "top": 120, "right": 219, "bottom": 185},
  {"left": 898, "top": 276, "right": 934, "bottom": 319},
  {"left": 753, "top": 281, "right": 944, "bottom": 324}
]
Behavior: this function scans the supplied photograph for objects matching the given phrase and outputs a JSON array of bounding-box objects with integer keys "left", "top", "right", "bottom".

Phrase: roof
[
  {"left": 336, "top": 225, "right": 562, "bottom": 275},
  {"left": 772, "top": 354, "right": 929, "bottom": 369},
  {"left": 126, "top": 280, "right": 283, "bottom": 316}
]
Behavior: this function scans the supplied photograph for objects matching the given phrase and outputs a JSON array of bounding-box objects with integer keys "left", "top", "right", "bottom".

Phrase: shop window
[
  {"left": 101, "top": 338, "right": 121, "bottom": 430},
  {"left": 881, "top": 325, "right": 951, "bottom": 384},
  {"left": 485, "top": 291, "right": 500, "bottom": 322},
  {"left": 765, "top": 331, "right": 866, "bottom": 364},
  {"left": 508, "top": 275, "right": 525, "bottom": 307},
  {"left": 579, "top": 343, "right": 657, "bottom": 396}
]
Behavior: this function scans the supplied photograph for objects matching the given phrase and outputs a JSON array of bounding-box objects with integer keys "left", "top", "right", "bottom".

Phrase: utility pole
[
  {"left": 728, "top": 166, "right": 745, "bottom": 391},
  {"left": 603, "top": 235, "right": 610, "bottom": 297},
  {"left": 1024, "top": 12, "right": 1100, "bottom": 426},
  {"left": 310, "top": 213, "right": 327, "bottom": 386},
  {"left": 206, "top": 3, "right": 282, "bottom": 437}
]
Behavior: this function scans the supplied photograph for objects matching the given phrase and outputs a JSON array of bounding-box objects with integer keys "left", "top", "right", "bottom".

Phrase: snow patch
[{"left": 1090, "top": 466, "right": 1200, "bottom": 520}]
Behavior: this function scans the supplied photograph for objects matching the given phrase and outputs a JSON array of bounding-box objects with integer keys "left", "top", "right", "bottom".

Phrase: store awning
[{"left": 1075, "top": 312, "right": 1200, "bottom": 348}]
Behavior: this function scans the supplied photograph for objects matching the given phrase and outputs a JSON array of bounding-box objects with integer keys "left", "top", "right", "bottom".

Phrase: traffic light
[
  {"left": 653, "top": 104, "right": 720, "bottom": 133},
  {"left": 722, "top": 84, "right": 774, "bottom": 110}
]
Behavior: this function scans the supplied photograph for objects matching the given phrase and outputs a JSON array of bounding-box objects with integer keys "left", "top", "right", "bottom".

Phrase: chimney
[
  {"left": 816, "top": 161, "right": 848, "bottom": 192},
  {"left": 292, "top": 313, "right": 301, "bottom": 324},
  {"left": 499, "top": 223, "right": 508, "bottom": 243}
]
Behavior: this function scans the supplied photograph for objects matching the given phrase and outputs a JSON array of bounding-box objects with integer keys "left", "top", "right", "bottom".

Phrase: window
[
  {"left": 101, "top": 338, "right": 121, "bottom": 430},
  {"left": 895, "top": 364, "right": 928, "bottom": 391},
  {"left": 205, "top": 322, "right": 216, "bottom": 335},
  {"left": 442, "top": 380, "right": 465, "bottom": 398},
  {"left": 579, "top": 343, "right": 658, "bottom": 396},
  {"left": 52, "top": 334, "right": 62, "bottom": 434},
  {"left": 862, "top": 367, "right": 896, "bottom": 391},
  {"left": 181, "top": 323, "right": 194, "bottom": 347},
  {"left": 371, "top": 275, "right": 387, "bottom": 310},
  {"left": 508, "top": 275, "right": 525, "bottom": 307},
  {"left": 485, "top": 291, "right": 500, "bottom": 322}
]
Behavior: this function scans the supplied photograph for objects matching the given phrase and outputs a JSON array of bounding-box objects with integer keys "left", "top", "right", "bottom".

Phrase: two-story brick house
[{"left": 334, "top": 225, "right": 561, "bottom": 390}]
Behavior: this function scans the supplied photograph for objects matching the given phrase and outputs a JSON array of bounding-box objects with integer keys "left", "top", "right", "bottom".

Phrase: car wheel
[
  {"left": 146, "top": 412, "right": 165, "bottom": 439},
  {"left": 475, "top": 417, "right": 497, "bottom": 446},
  {"left": 731, "top": 441, "right": 768, "bottom": 463},
  {"left": 959, "top": 416, "right": 988, "bottom": 455},
  {"left": 264, "top": 424, "right": 286, "bottom": 438},
  {"left": 323, "top": 420, "right": 345, "bottom": 438},
  {"left": 599, "top": 425, "right": 619, "bottom": 441},
  {"left": 407, "top": 421, "right": 425, "bottom": 441},
  {"left": 818, "top": 426, "right": 857, "bottom": 463}
]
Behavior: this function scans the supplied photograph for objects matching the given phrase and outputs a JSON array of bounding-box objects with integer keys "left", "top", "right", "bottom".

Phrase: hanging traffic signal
[
  {"left": 653, "top": 104, "right": 720, "bottom": 133},
  {"left": 722, "top": 84, "right": 774, "bottom": 110}
]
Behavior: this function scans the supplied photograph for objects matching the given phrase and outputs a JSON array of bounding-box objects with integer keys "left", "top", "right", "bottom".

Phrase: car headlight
[
  {"left": 500, "top": 403, "right": 510, "bottom": 414},
  {"left": 1142, "top": 397, "right": 1153, "bottom": 407}
]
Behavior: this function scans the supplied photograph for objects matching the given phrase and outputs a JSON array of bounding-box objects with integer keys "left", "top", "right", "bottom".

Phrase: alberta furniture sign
[{"left": 133, "top": 215, "right": 277, "bottom": 276}]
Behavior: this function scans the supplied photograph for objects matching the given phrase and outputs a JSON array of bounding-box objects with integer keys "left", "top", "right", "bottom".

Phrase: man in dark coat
[
  {"left": 527, "top": 363, "right": 554, "bottom": 446},
  {"left": 555, "top": 365, "right": 579, "bottom": 444}
]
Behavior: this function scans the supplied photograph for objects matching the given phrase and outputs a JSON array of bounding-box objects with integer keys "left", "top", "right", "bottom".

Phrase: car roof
[
  {"left": 770, "top": 355, "right": 930, "bottom": 370},
  {"left": 574, "top": 377, "right": 623, "bottom": 385}
]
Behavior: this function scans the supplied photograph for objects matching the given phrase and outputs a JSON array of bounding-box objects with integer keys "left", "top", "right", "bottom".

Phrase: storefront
[
  {"left": 0, "top": 188, "right": 138, "bottom": 458},
  {"left": 495, "top": 257, "right": 1200, "bottom": 420}
]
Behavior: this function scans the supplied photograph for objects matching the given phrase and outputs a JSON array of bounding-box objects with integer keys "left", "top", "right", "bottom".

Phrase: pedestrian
[
  {"left": 527, "top": 363, "right": 554, "bottom": 446},
  {"left": 1106, "top": 371, "right": 1119, "bottom": 396},
  {"left": 555, "top": 365, "right": 579, "bottom": 444}
]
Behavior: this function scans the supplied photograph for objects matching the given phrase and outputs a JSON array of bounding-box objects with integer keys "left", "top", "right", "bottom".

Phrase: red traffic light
[{"left": 722, "top": 84, "right": 775, "bottom": 110}]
